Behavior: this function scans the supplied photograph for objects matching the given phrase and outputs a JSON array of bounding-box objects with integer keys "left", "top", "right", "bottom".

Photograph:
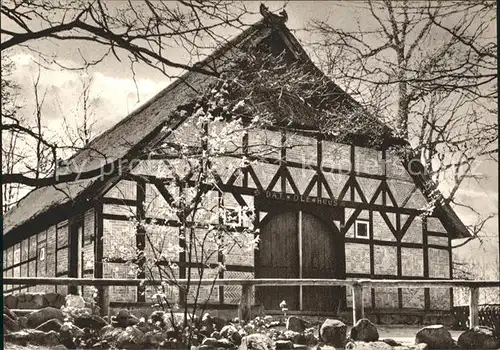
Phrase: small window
[
  {"left": 39, "top": 247, "right": 46, "bottom": 261},
  {"left": 355, "top": 220, "right": 369, "bottom": 239}
]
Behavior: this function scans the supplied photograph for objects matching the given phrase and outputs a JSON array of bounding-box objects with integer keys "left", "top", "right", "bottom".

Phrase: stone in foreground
[
  {"left": 319, "top": 319, "right": 347, "bottom": 347},
  {"left": 4, "top": 329, "right": 60, "bottom": 346},
  {"left": 415, "top": 325, "right": 453, "bottom": 349},
  {"left": 240, "top": 333, "right": 276, "bottom": 350},
  {"left": 346, "top": 341, "right": 392, "bottom": 349},
  {"left": 276, "top": 340, "right": 294, "bottom": 349},
  {"left": 26, "top": 307, "right": 64, "bottom": 328},
  {"left": 286, "top": 316, "right": 306, "bottom": 333},
  {"left": 350, "top": 318, "right": 379, "bottom": 342},
  {"left": 457, "top": 326, "right": 500, "bottom": 349},
  {"left": 35, "top": 318, "right": 63, "bottom": 332}
]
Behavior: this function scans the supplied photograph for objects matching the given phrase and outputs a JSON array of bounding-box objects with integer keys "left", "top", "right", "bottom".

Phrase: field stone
[
  {"left": 18, "top": 293, "right": 46, "bottom": 309},
  {"left": 111, "top": 309, "right": 135, "bottom": 328},
  {"left": 73, "top": 314, "right": 108, "bottom": 330},
  {"left": 143, "top": 330, "right": 164, "bottom": 347},
  {"left": 264, "top": 316, "right": 274, "bottom": 325},
  {"left": 276, "top": 340, "right": 294, "bottom": 349},
  {"left": 18, "top": 316, "right": 28, "bottom": 328},
  {"left": 211, "top": 331, "right": 222, "bottom": 339},
  {"left": 350, "top": 318, "right": 379, "bottom": 342},
  {"left": 100, "top": 324, "right": 123, "bottom": 339},
  {"left": 65, "top": 294, "right": 85, "bottom": 308},
  {"left": 116, "top": 326, "right": 146, "bottom": 348},
  {"left": 381, "top": 338, "right": 401, "bottom": 346},
  {"left": 217, "top": 338, "right": 235, "bottom": 348},
  {"left": 4, "top": 313, "right": 21, "bottom": 333},
  {"left": 59, "top": 322, "right": 85, "bottom": 344},
  {"left": 406, "top": 345, "right": 428, "bottom": 350},
  {"left": 99, "top": 324, "right": 114, "bottom": 335},
  {"left": 149, "top": 310, "right": 166, "bottom": 327},
  {"left": 281, "top": 330, "right": 301, "bottom": 343},
  {"left": 26, "top": 307, "right": 64, "bottom": 328},
  {"left": 4, "top": 306, "right": 18, "bottom": 321},
  {"left": 43, "top": 292, "right": 66, "bottom": 308},
  {"left": 202, "top": 337, "right": 219, "bottom": 347},
  {"left": 319, "top": 319, "right": 347, "bottom": 347},
  {"left": 221, "top": 324, "right": 239, "bottom": 338},
  {"left": 286, "top": 316, "right": 306, "bottom": 333},
  {"left": 135, "top": 320, "right": 154, "bottom": 334},
  {"left": 213, "top": 316, "right": 228, "bottom": 331},
  {"left": 415, "top": 325, "right": 453, "bottom": 349},
  {"left": 35, "top": 318, "right": 63, "bottom": 332},
  {"left": 240, "top": 333, "right": 276, "bottom": 350},
  {"left": 346, "top": 341, "right": 392, "bottom": 349},
  {"left": 4, "top": 295, "right": 18, "bottom": 309},
  {"left": 5, "top": 329, "right": 60, "bottom": 346},
  {"left": 457, "top": 326, "right": 500, "bottom": 349},
  {"left": 230, "top": 328, "right": 243, "bottom": 345}
]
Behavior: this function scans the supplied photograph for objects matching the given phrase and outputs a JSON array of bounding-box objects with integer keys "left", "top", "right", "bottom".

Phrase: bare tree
[
  {"left": 0, "top": 0, "right": 263, "bottom": 188},
  {"left": 1, "top": 55, "right": 58, "bottom": 210},
  {"left": 307, "top": 0, "right": 497, "bottom": 244},
  {"left": 1, "top": 54, "right": 23, "bottom": 212},
  {"left": 1, "top": 0, "right": 251, "bottom": 76},
  {"left": 1, "top": 59, "right": 103, "bottom": 207},
  {"left": 59, "top": 71, "right": 100, "bottom": 149}
]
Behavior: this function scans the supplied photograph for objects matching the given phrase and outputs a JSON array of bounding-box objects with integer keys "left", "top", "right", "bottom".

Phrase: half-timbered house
[{"left": 2, "top": 13, "right": 470, "bottom": 317}]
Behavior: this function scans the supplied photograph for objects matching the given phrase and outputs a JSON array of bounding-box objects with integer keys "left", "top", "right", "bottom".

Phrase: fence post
[
  {"left": 469, "top": 286, "right": 479, "bottom": 328},
  {"left": 238, "top": 284, "right": 251, "bottom": 322},
  {"left": 352, "top": 283, "right": 364, "bottom": 324}
]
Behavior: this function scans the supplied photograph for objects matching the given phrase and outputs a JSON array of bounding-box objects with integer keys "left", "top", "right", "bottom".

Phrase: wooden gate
[
  {"left": 256, "top": 210, "right": 342, "bottom": 312},
  {"left": 255, "top": 211, "right": 300, "bottom": 310}
]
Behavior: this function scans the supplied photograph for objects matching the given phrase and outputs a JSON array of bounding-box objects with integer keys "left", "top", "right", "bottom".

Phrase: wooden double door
[{"left": 255, "top": 210, "right": 344, "bottom": 312}]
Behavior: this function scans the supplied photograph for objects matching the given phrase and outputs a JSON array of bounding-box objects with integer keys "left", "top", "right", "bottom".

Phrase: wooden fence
[{"left": 3, "top": 277, "right": 499, "bottom": 327}]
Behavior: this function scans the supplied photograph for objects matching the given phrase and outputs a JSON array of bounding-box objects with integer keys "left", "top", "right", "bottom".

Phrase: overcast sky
[{"left": 4, "top": 1, "right": 498, "bottom": 278}]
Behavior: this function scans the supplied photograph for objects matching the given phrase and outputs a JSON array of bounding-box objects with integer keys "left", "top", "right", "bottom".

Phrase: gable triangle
[
  {"left": 352, "top": 178, "right": 368, "bottom": 203},
  {"left": 406, "top": 187, "right": 428, "bottom": 210},
  {"left": 288, "top": 167, "right": 315, "bottom": 195},
  {"left": 338, "top": 177, "right": 353, "bottom": 202},
  {"left": 283, "top": 168, "right": 300, "bottom": 195},
  {"left": 387, "top": 180, "right": 415, "bottom": 207},
  {"left": 357, "top": 177, "right": 382, "bottom": 203},
  {"left": 226, "top": 167, "right": 244, "bottom": 187},
  {"left": 373, "top": 211, "right": 397, "bottom": 241},
  {"left": 369, "top": 183, "right": 384, "bottom": 205},
  {"left": 400, "top": 214, "right": 417, "bottom": 241},
  {"left": 318, "top": 172, "right": 335, "bottom": 201},
  {"left": 247, "top": 166, "right": 264, "bottom": 192},
  {"left": 267, "top": 166, "right": 283, "bottom": 192},
  {"left": 384, "top": 181, "right": 398, "bottom": 207},
  {"left": 323, "top": 172, "right": 349, "bottom": 200}
]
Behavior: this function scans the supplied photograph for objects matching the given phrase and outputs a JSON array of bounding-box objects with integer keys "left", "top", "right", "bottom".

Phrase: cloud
[{"left": 8, "top": 53, "right": 169, "bottom": 143}]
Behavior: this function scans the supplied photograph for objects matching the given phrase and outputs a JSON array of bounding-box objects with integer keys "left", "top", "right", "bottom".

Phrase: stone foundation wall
[
  {"left": 338, "top": 309, "right": 456, "bottom": 326},
  {"left": 4, "top": 292, "right": 66, "bottom": 310}
]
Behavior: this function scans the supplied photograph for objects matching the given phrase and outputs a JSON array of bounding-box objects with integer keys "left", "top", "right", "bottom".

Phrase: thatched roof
[{"left": 3, "top": 17, "right": 470, "bottom": 240}]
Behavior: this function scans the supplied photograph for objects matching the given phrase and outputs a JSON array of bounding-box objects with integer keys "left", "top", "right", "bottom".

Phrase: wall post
[
  {"left": 238, "top": 284, "right": 252, "bottom": 323},
  {"left": 352, "top": 283, "right": 364, "bottom": 324},
  {"left": 102, "top": 286, "right": 110, "bottom": 318},
  {"left": 469, "top": 286, "right": 479, "bottom": 328}
]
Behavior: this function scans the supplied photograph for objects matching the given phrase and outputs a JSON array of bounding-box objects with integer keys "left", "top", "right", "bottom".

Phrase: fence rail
[{"left": 3, "top": 277, "right": 499, "bottom": 326}]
